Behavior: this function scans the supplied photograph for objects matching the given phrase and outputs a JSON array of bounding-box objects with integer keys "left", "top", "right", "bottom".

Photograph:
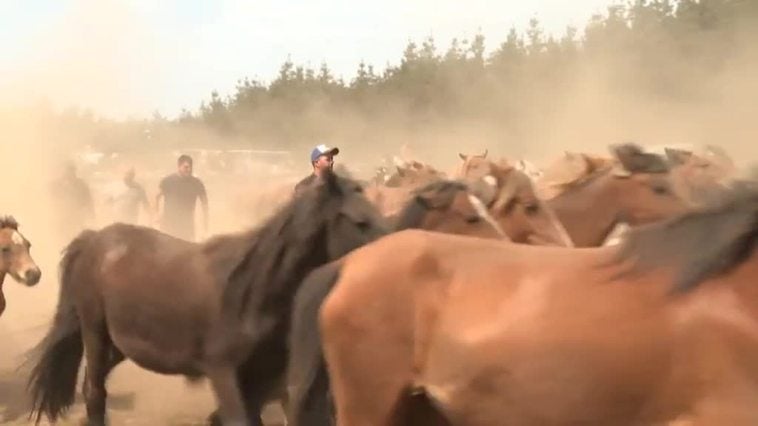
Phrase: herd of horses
[{"left": 2, "top": 141, "right": 758, "bottom": 425}]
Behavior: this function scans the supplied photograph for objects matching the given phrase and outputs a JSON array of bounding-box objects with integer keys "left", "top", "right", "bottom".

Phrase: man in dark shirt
[
  {"left": 49, "top": 161, "right": 96, "bottom": 242},
  {"left": 155, "top": 155, "right": 208, "bottom": 241},
  {"left": 294, "top": 144, "right": 340, "bottom": 196}
]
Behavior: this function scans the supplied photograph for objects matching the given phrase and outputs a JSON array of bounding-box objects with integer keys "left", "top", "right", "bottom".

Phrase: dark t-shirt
[
  {"left": 294, "top": 174, "right": 318, "bottom": 196},
  {"left": 159, "top": 174, "right": 207, "bottom": 240}
]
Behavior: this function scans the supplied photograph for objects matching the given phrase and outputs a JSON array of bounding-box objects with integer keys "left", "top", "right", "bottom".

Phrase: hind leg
[
  {"left": 80, "top": 324, "right": 112, "bottom": 426},
  {"left": 83, "top": 346, "right": 124, "bottom": 401}
]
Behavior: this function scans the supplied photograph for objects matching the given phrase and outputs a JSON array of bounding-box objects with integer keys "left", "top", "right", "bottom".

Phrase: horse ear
[
  {"left": 459, "top": 153, "right": 467, "bottom": 161},
  {"left": 482, "top": 149, "right": 488, "bottom": 159},
  {"left": 396, "top": 166, "right": 406, "bottom": 177}
]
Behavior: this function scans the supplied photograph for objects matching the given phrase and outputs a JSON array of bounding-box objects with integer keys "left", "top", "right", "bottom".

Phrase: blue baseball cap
[{"left": 310, "top": 144, "right": 340, "bottom": 163}]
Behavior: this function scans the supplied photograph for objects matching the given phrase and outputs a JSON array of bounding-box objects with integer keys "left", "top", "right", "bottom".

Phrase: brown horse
[
  {"left": 456, "top": 159, "right": 573, "bottom": 247},
  {"left": 664, "top": 146, "right": 736, "bottom": 206},
  {"left": 0, "top": 216, "right": 41, "bottom": 316},
  {"left": 317, "top": 186, "right": 758, "bottom": 425},
  {"left": 286, "top": 173, "right": 571, "bottom": 426},
  {"left": 25, "top": 171, "right": 389, "bottom": 426},
  {"left": 543, "top": 143, "right": 690, "bottom": 247},
  {"left": 285, "top": 178, "right": 507, "bottom": 426},
  {"left": 365, "top": 161, "right": 447, "bottom": 216}
]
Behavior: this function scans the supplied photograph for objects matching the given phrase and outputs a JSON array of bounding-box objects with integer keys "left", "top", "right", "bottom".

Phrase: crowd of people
[
  {"left": 49, "top": 144, "right": 343, "bottom": 244},
  {"left": 50, "top": 154, "right": 210, "bottom": 242}
]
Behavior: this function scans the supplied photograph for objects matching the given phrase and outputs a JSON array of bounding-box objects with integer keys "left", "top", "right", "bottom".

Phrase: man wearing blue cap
[{"left": 294, "top": 144, "right": 340, "bottom": 195}]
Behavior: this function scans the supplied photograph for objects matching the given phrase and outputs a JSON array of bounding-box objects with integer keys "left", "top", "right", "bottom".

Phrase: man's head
[
  {"left": 177, "top": 155, "right": 193, "bottom": 177},
  {"left": 310, "top": 144, "right": 339, "bottom": 173}
]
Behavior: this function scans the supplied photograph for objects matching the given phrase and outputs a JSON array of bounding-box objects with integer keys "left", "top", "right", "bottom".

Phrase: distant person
[
  {"left": 155, "top": 155, "right": 208, "bottom": 241},
  {"left": 294, "top": 144, "right": 339, "bottom": 196},
  {"left": 49, "top": 161, "right": 96, "bottom": 241},
  {"left": 105, "top": 166, "right": 151, "bottom": 225}
]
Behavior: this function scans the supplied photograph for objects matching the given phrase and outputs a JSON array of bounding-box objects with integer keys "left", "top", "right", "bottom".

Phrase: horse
[
  {"left": 541, "top": 143, "right": 691, "bottom": 247},
  {"left": 0, "top": 216, "right": 41, "bottom": 316},
  {"left": 315, "top": 186, "right": 758, "bottom": 425},
  {"left": 24, "top": 170, "right": 389, "bottom": 426},
  {"left": 285, "top": 172, "right": 572, "bottom": 426},
  {"left": 364, "top": 161, "right": 448, "bottom": 216}
]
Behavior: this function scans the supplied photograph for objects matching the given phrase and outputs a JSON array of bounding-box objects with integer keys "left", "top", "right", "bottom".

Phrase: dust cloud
[{"left": 1, "top": 0, "right": 758, "bottom": 424}]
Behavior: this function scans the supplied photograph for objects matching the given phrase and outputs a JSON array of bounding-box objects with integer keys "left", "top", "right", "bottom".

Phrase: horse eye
[
  {"left": 524, "top": 203, "right": 540, "bottom": 215},
  {"left": 465, "top": 216, "right": 481, "bottom": 224},
  {"left": 652, "top": 185, "right": 669, "bottom": 195},
  {"left": 1, "top": 246, "right": 10, "bottom": 253}
]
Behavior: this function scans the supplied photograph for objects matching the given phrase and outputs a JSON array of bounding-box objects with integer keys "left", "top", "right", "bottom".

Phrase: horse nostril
[{"left": 25, "top": 268, "right": 41, "bottom": 285}]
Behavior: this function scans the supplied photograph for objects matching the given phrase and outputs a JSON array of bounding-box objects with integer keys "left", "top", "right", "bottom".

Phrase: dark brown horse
[
  {"left": 543, "top": 143, "right": 691, "bottom": 247},
  {"left": 0, "top": 216, "right": 41, "bottom": 316},
  {"left": 284, "top": 178, "right": 511, "bottom": 426},
  {"left": 317, "top": 187, "right": 758, "bottom": 425},
  {"left": 25, "top": 171, "right": 389, "bottom": 426}
]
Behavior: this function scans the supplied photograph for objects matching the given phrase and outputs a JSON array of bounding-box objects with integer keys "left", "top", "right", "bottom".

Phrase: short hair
[{"left": 177, "top": 155, "right": 193, "bottom": 166}]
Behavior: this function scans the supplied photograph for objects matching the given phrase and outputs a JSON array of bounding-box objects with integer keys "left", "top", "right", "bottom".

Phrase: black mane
[
  {"left": 394, "top": 180, "right": 469, "bottom": 231},
  {"left": 610, "top": 186, "right": 758, "bottom": 292},
  {"left": 216, "top": 170, "right": 387, "bottom": 342}
]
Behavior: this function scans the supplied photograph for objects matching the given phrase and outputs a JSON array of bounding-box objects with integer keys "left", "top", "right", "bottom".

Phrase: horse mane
[
  {"left": 215, "top": 170, "right": 384, "bottom": 336},
  {"left": 0, "top": 216, "right": 18, "bottom": 230},
  {"left": 546, "top": 164, "right": 613, "bottom": 198},
  {"left": 394, "top": 180, "right": 469, "bottom": 231},
  {"left": 610, "top": 186, "right": 758, "bottom": 292}
]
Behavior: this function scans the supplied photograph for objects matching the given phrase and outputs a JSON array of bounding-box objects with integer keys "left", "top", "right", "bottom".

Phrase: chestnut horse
[
  {"left": 543, "top": 143, "right": 691, "bottom": 247},
  {"left": 0, "top": 216, "right": 41, "bottom": 316},
  {"left": 454, "top": 158, "right": 572, "bottom": 247},
  {"left": 25, "top": 171, "right": 389, "bottom": 426},
  {"left": 318, "top": 187, "right": 758, "bottom": 425},
  {"left": 365, "top": 160, "right": 447, "bottom": 217},
  {"left": 286, "top": 173, "right": 572, "bottom": 426}
]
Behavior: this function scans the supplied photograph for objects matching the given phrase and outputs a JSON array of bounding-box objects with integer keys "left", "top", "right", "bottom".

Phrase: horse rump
[{"left": 24, "top": 230, "right": 95, "bottom": 424}]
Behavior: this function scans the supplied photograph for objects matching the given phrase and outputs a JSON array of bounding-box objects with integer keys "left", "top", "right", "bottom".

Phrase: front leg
[{"left": 206, "top": 366, "right": 248, "bottom": 426}]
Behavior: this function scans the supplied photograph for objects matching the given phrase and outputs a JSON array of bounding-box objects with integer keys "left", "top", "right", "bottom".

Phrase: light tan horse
[
  {"left": 319, "top": 186, "right": 758, "bottom": 425},
  {"left": 0, "top": 216, "right": 41, "bottom": 316},
  {"left": 540, "top": 143, "right": 691, "bottom": 247}
]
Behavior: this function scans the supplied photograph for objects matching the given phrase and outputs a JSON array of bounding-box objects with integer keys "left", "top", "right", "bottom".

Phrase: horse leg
[
  {"left": 80, "top": 325, "right": 111, "bottom": 426},
  {"left": 83, "top": 346, "right": 125, "bottom": 400},
  {"left": 206, "top": 366, "right": 247, "bottom": 426}
]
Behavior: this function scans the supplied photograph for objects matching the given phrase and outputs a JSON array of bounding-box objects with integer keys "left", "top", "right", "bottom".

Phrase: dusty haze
[{"left": 1, "top": 0, "right": 758, "bottom": 424}]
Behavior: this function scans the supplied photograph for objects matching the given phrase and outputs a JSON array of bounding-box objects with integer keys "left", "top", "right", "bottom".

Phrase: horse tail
[
  {"left": 389, "top": 385, "right": 453, "bottom": 426},
  {"left": 287, "top": 261, "right": 342, "bottom": 426},
  {"left": 26, "top": 230, "right": 96, "bottom": 424}
]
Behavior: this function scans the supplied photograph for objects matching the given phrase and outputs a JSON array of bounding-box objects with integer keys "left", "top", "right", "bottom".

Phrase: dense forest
[{"left": 13, "top": 0, "right": 758, "bottom": 166}]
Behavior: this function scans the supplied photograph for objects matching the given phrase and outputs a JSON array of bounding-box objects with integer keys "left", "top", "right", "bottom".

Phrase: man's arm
[
  {"left": 197, "top": 180, "right": 209, "bottom": 235},
  {"left": 154, "top": 178, "right": 167, "bottom": 225},
  {"left": 138, "top": 186, "right": 153, "bottom": 224}
]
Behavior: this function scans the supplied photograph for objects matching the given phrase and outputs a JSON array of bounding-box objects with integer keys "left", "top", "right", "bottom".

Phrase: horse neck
[{"left": 547, "top": 174, "right": 621, "bottom": 247}]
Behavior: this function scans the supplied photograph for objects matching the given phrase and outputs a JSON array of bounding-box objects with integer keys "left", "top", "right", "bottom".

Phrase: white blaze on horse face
[
  {"left": 11, "top": 231, "right": 24, "bottom": 246},
  {"left": 467, "top": 194, "right": 507, "bottom": 239},
  {"left": 483, "top": 175, "right": 497, "bottom": 188}
]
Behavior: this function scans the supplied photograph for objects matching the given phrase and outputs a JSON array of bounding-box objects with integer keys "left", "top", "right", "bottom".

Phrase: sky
[{"left": 0, "top": 0, "right": 616, "bottom": 119}]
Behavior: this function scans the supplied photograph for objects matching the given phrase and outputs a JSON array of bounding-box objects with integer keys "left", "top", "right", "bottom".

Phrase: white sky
[{"left": 0, "top": 0, "right": 616, "bottom": 119}]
